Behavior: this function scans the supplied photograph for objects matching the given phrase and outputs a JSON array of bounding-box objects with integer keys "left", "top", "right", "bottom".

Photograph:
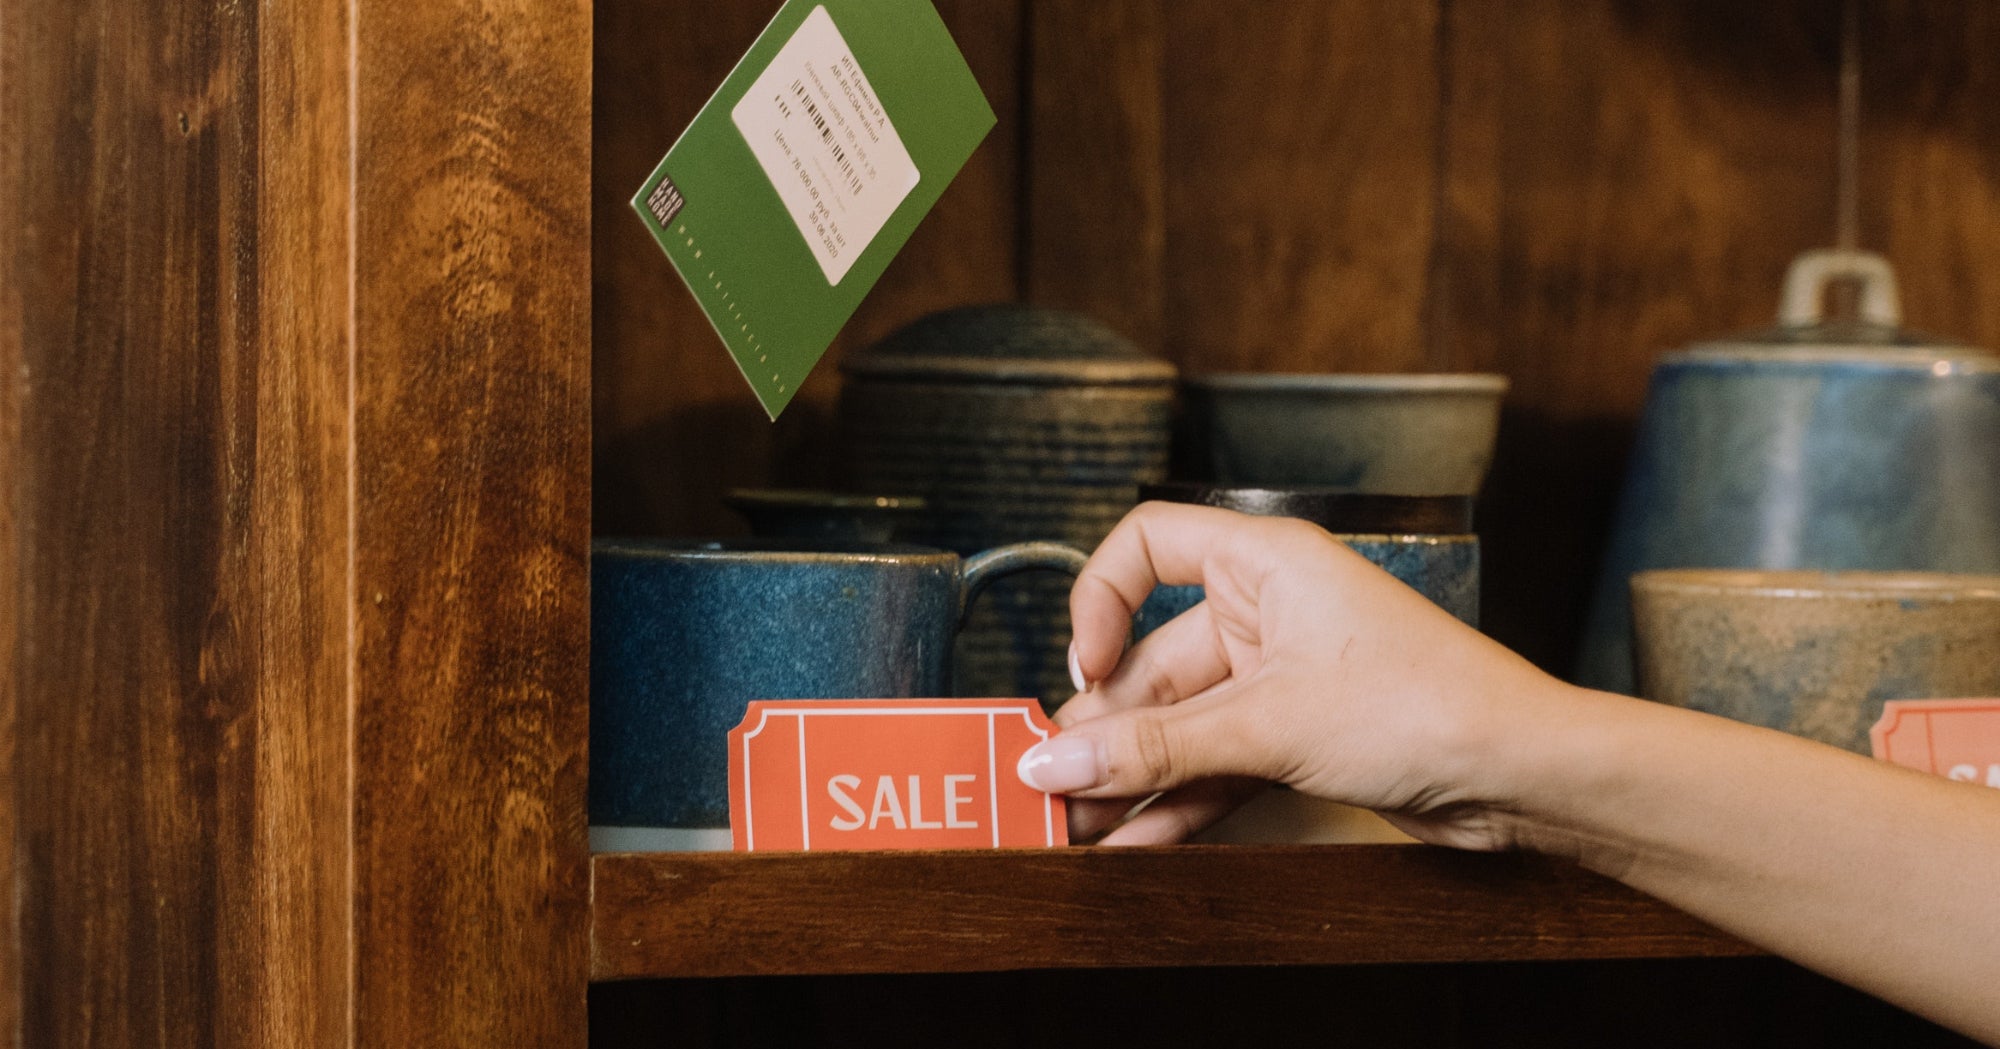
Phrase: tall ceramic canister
[
  {"left": 838, "top": 305, "right": 1177, "bottom": 708},
  {"left": 1578, "top": 250, "right": 2000, "bottom": 694}
]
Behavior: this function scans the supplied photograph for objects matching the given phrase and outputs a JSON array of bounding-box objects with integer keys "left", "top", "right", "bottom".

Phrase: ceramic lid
[
  {"left": 841, "top": 304, "right": 1178, "bottom": 386},
  {"left": 1679, "top": 249, "right": 1997, "bottom": 366}
]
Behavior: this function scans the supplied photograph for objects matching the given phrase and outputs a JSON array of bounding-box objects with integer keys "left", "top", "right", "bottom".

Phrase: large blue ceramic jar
[{"left": 1578, "top": 251, "right": 2000, "bottom": 694}]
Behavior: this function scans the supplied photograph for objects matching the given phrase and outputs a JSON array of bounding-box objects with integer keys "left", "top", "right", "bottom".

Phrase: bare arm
[
  {"left": 1520, "top": 688, "right": 2000, "bottom": 1045},
  {"left": 1016, "top": 502, "right": 2000, "bottom": 1044}
]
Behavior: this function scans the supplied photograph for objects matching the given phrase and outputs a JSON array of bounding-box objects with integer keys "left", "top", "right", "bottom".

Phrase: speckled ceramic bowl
[
  {"left": 1178, "top": 373, "right": 1508, "bottom": 494},
  {"left": 1631, "top": 569, "right": 2000, "bottom": 754}
]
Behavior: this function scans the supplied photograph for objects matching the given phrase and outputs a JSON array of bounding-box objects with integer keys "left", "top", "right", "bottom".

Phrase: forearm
[{"left": 1509, "top": 687, "right": 2000, "bottom": 1044}]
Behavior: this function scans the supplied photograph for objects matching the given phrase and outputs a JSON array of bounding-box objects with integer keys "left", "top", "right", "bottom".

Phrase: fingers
[
  {"left": 1095, "top": 778, "right": 1265, "bottom": 846},
  {"left": 1069, "top": 503, "right": 1284, "bottom": 687},
  {"left": 1067, "top": 796, "right": 1148, "bottom": 842},
  {"left": 1055, "top": 601, "right": 1233, "bottom": 729},
  {"left": 1019, "top": 684, "right": 1279, "bottom": 798}
]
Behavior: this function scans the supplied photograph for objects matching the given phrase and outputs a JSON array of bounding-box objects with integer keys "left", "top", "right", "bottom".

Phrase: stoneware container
[
  {"left": 1631, "top": 569, "right": 2000, "bottom": 755},
  {"left": 1131, "top": 484, "right": 1481, "bottom": 634},
  {"left": 1579, "top": 250, "right": 2000, "bottom": 695},
  {"left": 838, "top": 305, "right": 1176, "bottom": 707},
  {"left": 1178, "top": 373, "right": 1508, "bottom": 494},
  {"left": 590, "top": 537, "right": 1086, "bottom": 851}
]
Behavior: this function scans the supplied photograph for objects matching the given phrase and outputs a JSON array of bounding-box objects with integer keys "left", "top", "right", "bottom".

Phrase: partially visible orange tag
[
  {"left": 728, "top": 698, "right": 1068, "bottom": 851},
  {"left": 1871, "top": 699, "right": 2000, "bottom": 789}
]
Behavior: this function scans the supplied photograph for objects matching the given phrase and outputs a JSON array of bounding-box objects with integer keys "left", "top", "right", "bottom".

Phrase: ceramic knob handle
[{"left": 1778, "top": 248, "right": 1901, "bottom": 327}]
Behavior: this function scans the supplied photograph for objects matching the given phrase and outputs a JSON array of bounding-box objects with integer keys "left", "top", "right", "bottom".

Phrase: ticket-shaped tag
[
  {"left": 1871, "top": 699, "right": 2000, "bottom": 788},
  {"left": 728, "top": 699, "right": 1067, "bottom": 851},
  {"left": 632, "top": 0, "right": 995, "bottom": 420}
]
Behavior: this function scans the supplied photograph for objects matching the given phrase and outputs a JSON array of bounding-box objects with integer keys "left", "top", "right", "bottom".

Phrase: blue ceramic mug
[{"left": 590, "top": 538, "right": 1087, "bottom": 851}]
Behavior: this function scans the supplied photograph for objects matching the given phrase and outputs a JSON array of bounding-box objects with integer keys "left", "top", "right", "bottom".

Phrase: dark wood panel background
[{"left": 594, "top": 0, "right": 2000, "bottom": 673}]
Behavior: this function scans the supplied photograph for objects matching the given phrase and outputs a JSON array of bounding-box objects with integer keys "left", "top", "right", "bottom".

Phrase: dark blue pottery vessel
[
  {"left": 1577, "top": 251, "right": 2000, "bottom": 694},
  {"left": 591, "top": 538, "right": 1085, "bottom": 849}
]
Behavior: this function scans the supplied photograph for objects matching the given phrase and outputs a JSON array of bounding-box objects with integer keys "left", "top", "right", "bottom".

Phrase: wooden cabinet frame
[{"left": 4, "top": 0, "right": 591, "bottom": 1043}]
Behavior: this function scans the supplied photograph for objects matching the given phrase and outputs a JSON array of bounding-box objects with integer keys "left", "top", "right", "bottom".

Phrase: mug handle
[{"left": 958, "top": 541, "right": 1091, "bottom": 631}]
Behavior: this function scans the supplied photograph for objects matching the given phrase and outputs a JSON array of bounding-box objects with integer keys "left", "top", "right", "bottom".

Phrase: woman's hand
[
  {"left": 1014, "top": 502, "right": 2000, "bottom": 1046},
  {"left": 1016, "top": 501, "right": 1571, "bottom": 848}
]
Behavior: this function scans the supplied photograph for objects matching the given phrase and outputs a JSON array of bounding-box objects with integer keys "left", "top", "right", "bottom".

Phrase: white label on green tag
[{"left": 731, "top": 5, "right": 921, "bottom": 286}]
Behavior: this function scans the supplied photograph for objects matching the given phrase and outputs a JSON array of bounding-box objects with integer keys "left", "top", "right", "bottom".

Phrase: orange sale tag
[
  {"left": 1871, "top": 699, "right": 2000, "bottom": 789},
  {"left": 728, "top": 698, "right": 1068, "bottom": 851}
]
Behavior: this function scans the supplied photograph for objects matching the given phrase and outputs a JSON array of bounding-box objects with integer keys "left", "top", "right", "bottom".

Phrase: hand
[{"left": 1016, "top": 501, "right": 1570, "bottom": 847}]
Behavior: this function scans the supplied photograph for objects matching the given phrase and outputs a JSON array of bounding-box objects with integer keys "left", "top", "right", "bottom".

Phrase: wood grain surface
[
  {"left": 3, "top": 0, "right": 355, "bottom": 1044},
  {"left": 1441, "top": 1, "right": 1846, "bottom": 670},
  {"left": 1860, "top": 0, "right": 2000, "bottom": 345},
  {"left": 350, "top": 0, "right": 592, "bottom": 1044},
  {"left": 5, "top": 0, "right": 592, "bottom": 1043},
  {"left": 590, "top": 845, "right": 1756, "bottom": 980},
  {"left": 1024, "top": 0, "right": 1167, "bottom": 353},
  {"left": 1160, "top": 2, "right": 1441, "bottom": 376},
  {"left": 0, "top": 0, "right": 20, "bottom": 1035}
]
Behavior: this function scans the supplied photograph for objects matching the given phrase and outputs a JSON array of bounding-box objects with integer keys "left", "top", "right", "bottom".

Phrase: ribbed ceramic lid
[{"left": 842, "top": 305, "right": 1178, "bottom": 386}]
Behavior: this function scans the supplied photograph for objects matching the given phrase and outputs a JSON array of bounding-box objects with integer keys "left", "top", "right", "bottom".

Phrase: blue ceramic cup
[{"left": 590, "top": 538, "right": 1087, "bottom": 851}]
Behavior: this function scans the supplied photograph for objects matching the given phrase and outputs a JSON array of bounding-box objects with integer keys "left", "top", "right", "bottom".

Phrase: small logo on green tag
[{"left": 642, "top": 174, "right": 685, "bottom": 229}]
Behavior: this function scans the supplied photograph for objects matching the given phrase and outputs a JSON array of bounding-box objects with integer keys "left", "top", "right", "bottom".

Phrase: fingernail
[
  {"left": 1016, "top": 736, "right": 1105, "bottom": 793},
  {"left": 1068, "top": 640, "right": 1089, "bottom": 694}
]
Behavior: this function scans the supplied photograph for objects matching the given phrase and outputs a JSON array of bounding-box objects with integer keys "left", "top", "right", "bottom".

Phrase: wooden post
[{"left": 1, "top": 0, "right": 591, "bottom": 1044}]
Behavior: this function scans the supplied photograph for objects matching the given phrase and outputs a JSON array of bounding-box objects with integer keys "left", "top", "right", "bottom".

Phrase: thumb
[{"left": 1016, "top": 692, "right": 1272, "bottom": 798}]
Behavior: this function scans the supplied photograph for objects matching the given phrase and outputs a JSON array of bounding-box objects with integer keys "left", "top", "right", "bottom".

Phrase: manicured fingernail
[
  {"left": 1016, "top": 736, "right": 1105, "bottom": 793},
  {"left": 1068, "top": 640, "right": 1089, "bottom": 694}
]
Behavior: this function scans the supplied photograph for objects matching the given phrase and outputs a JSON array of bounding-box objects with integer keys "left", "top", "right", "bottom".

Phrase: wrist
[{"left": 1463, "top": 681, "right": 1661, "bottom": 873}]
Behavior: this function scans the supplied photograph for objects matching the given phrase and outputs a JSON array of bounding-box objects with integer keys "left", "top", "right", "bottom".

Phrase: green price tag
[{"left": 633, "top": 0, "right": 995, "bottom": 419}]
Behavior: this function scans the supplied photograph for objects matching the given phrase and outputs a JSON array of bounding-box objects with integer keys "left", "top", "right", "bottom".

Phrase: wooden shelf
[{"left": 589, "top": 844, "right": 1757, "bottom": 981}]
